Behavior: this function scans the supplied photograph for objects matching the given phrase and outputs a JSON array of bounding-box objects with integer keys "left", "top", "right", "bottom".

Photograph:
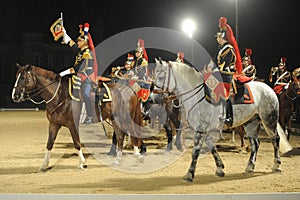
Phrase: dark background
[{"left": 1, "top": 0, "right": 299, "bottom": 108}]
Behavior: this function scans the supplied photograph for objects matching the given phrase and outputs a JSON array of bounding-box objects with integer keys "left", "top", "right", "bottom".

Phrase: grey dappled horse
[{"left": 154, "top": 59, "right": 283, "bottom": 182}]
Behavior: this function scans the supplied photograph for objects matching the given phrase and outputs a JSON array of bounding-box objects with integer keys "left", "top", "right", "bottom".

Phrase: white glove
[
  {"left": 62, "top": 28, "right": 71, "bottom": 44},
  {"left": 59, "top": 68, "right": 71, "bottom": 76}
]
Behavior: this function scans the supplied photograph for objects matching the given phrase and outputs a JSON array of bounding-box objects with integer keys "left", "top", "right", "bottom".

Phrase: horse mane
[
  {"left": 169, "top": 61, "right": 203, "bottom": 86},
  {"left": 30, "top": 65, "right": 59, "bottom": 81}
]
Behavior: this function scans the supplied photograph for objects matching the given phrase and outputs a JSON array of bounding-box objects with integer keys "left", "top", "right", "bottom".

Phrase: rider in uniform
[
  {"left": 58, "top": 22, "right": 98, "bottom": 125},
  {"left": 269, "top": 57, "right": 291, "bottom": 96},
  {"left": 209, "top": 17, "right": 243, "bottom": 126},
  {"left": 242, "top": 48, "right": 257, "bottom": 79},
  {"left": 132, "top": 39, "right": 149, "bottom": 81}
]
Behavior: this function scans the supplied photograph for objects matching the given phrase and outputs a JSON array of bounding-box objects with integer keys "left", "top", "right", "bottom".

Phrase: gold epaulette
[
  {"left": 68, "top": 40, "right": 75, "bottom": 47},
  {"left": 82, "top": 49, "right": 92, "bottom": 59}
]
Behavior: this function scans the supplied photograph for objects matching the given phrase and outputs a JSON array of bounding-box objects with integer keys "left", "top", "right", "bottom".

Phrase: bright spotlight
[{"left": 182, "top": 18, "right": 196, "bottom": 38}]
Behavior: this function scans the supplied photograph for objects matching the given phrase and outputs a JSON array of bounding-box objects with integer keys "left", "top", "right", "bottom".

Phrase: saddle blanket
[
  {"left": 128, "top": 79, "right": 151, "bottom": 102},
  {"left": 69, "top": 75, "right": 112, "bottom": 103},
  {"left": 69, "top": 75, "right": 81, "bottom": 102},
  {"left": 233, "top": 83, "right": 254, "bottom": 104}
]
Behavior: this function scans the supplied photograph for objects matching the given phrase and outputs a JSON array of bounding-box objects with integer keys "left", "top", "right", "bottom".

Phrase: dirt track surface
[{"left": 1, "top": 111, "right": 300, "bottom": 194}]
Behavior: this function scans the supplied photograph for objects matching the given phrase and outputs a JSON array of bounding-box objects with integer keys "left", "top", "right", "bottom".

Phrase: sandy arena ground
[{"left": 0, "top": 110, "right": 300, "bottom": 195}]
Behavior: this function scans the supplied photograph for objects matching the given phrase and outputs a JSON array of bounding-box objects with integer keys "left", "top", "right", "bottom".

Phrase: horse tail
[{"left": 276, "top": 122, "right": 293, "bottom": 153}]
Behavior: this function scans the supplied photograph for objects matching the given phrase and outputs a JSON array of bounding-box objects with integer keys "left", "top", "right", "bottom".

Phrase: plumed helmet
[
  {"left": 77, "top": 23, "right": 90, "bottom": 42},
  {"left": 126, "top": 53, "right": 134, "bottom": 65},
  {"left": 242, "top": 48, "right": 253, "bottom": 64},
  {"left": 279, "top": 57, "right": 287, "bottom": 66}
]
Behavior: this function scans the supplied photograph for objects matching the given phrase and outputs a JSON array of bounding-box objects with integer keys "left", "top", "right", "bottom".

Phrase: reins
[
  {"left": 155, "top": 62, "right": 206, "bottom": 120},
  {"left": 27, "top": 77, "right": 61, "bottom": 104}
]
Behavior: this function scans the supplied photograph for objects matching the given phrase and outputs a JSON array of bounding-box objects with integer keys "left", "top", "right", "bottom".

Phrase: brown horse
[
  {"left": 279, "top": 79, "right": 300, "bottom": 141},
  {"left": 12, "top": 64, "right": 143, "bottom": 171}
]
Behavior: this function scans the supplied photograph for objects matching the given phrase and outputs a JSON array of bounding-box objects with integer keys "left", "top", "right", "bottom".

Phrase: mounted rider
[
  {"left": 242, "top": 48, "right": 257, "bottom": 80},
  {"left": 50, "top": 17, "right": 98, "bottom": 125},
  {"left": 269, "top": 57, "right": 291, "bottom": 96},
  {"left": 205, "top": 16, "right": 244, "bottom": 126}
]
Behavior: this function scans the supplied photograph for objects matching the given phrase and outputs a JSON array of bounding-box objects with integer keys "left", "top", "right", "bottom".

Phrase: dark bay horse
[
  {"left": 154, "top": 60, "right": 292, "bottom": 182},
  {"left": 12, "top": 64, "right": 143, "bottom": 171},
  {"left": 279, "top": 79, "right": 300, "bottom": 141}
]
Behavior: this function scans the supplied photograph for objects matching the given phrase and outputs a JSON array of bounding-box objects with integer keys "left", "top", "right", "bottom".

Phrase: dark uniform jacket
[{"left": 215, "top": 42, "right": 236, "bottom": 73}]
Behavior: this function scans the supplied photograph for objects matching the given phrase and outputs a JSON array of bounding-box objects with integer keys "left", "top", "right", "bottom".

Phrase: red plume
[
  {"left": 218, "top": 17, "right": 242, "bottom": 74},
  {"left": 281, "top": 57, "right": 287, "bottom": 65},
  {"left": 219, "top": 17, "right": 227, "bottom": 29},
  {"left": 84, "top": 23, "right": 98, "bottom": 83},
  {"left": 137, "top": 39, "right": 148, "bottom": 61},
  {"left": 245, "top": 48, "right": 252, "bottom": 57}
]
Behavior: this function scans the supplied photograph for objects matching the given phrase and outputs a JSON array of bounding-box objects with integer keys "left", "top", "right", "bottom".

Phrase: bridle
[
  {"left": 154, "top": 62, "right": 205, "bottom": 115},
  {"left": 14, "top": 68, "right": 61, "bottom": 104},
  {"left": 285, "top": 80, "right": 300, "bottom": 101}
]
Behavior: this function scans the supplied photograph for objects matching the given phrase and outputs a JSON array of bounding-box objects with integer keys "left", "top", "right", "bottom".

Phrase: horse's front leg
[
  {"left": 164, "top": 122, "right": 173, "bottom": 152},
  {"left": 40, "top": 123, "right": 61, "bottom": 172},
  {"left": 183, "top": 131, "right": 206, "bottom": 182},
  {"left": 206, "top": 134, "right": 225, "bottom": 177},
  {"left": 68, "top": 125, "right": 86, "bottom": 169}
]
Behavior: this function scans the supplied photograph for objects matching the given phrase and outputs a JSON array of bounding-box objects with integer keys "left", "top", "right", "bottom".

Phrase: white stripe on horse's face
[{"left": 11, "top": 73, "right": 21, "bottom": 102}]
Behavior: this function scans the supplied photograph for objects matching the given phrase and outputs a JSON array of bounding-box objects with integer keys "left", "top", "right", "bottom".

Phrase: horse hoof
[
  {"left": 107, "top": 151, "right": 117, "bottom": 157},
  {"left": 272, "top": 163, "right": 281, "bottom": 172},
  {"left": 215, "top": 168, "right": 225, "bottom": 177},
  {"left": 39, "top": 167, "right": 47, "bottom": 173},
  {"left": 272, "top": 168, "right": 282, "bottom": 173},
  {"left": 77, "top": 164, "right": 86, "bottom": 170},
  {"left": 183, "top": 172, "right": 194, "bottom": 182},
  {"left": 113, "top": 160, "right": 120, "bottom": 166},
  {"left": 245, "top": 164, "right": 255, "bottom": 173}
]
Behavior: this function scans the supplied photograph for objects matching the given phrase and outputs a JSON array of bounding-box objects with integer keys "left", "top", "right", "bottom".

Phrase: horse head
[
  {"left": 12, "top": 64, "right": 37, "bottom": 102},
  {"left": 153, "top": 58, "right": 177, "bottom": 94}
]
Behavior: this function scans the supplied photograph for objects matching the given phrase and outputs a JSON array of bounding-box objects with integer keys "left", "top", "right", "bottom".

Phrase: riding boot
[
  {"left": 225, "top": 99, "right": 233, "bottom": 126},
  {"left": 83, "top": 97, "right": 93, "bottom": 125},
  {"left": 143, "top": 100, "right": 151, "bottom": 119}
]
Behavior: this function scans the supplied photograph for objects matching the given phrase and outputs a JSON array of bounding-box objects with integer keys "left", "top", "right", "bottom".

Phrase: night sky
[
  {"left": 1, "top": 0, "right": 299, "bottom": 106},
  {"left": 2, "top": 0, "right": 300, "bottom": 71}
]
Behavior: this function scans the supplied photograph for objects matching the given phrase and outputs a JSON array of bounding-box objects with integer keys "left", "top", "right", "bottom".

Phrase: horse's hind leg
[
  {"left": 183, "top": 131, "right": 206, "bottom": 182},
  {"left": 243, "top": 117, "right": 261, "bottom": 173},
  {"left": 40, "top": 123, "right": 61, "bottom": 172},
  {"left": 271, "top": 133, "right": 281, "bottom": 172},
  {"left": 107, "top": 131, "right": 117, "bottom": 157}
]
